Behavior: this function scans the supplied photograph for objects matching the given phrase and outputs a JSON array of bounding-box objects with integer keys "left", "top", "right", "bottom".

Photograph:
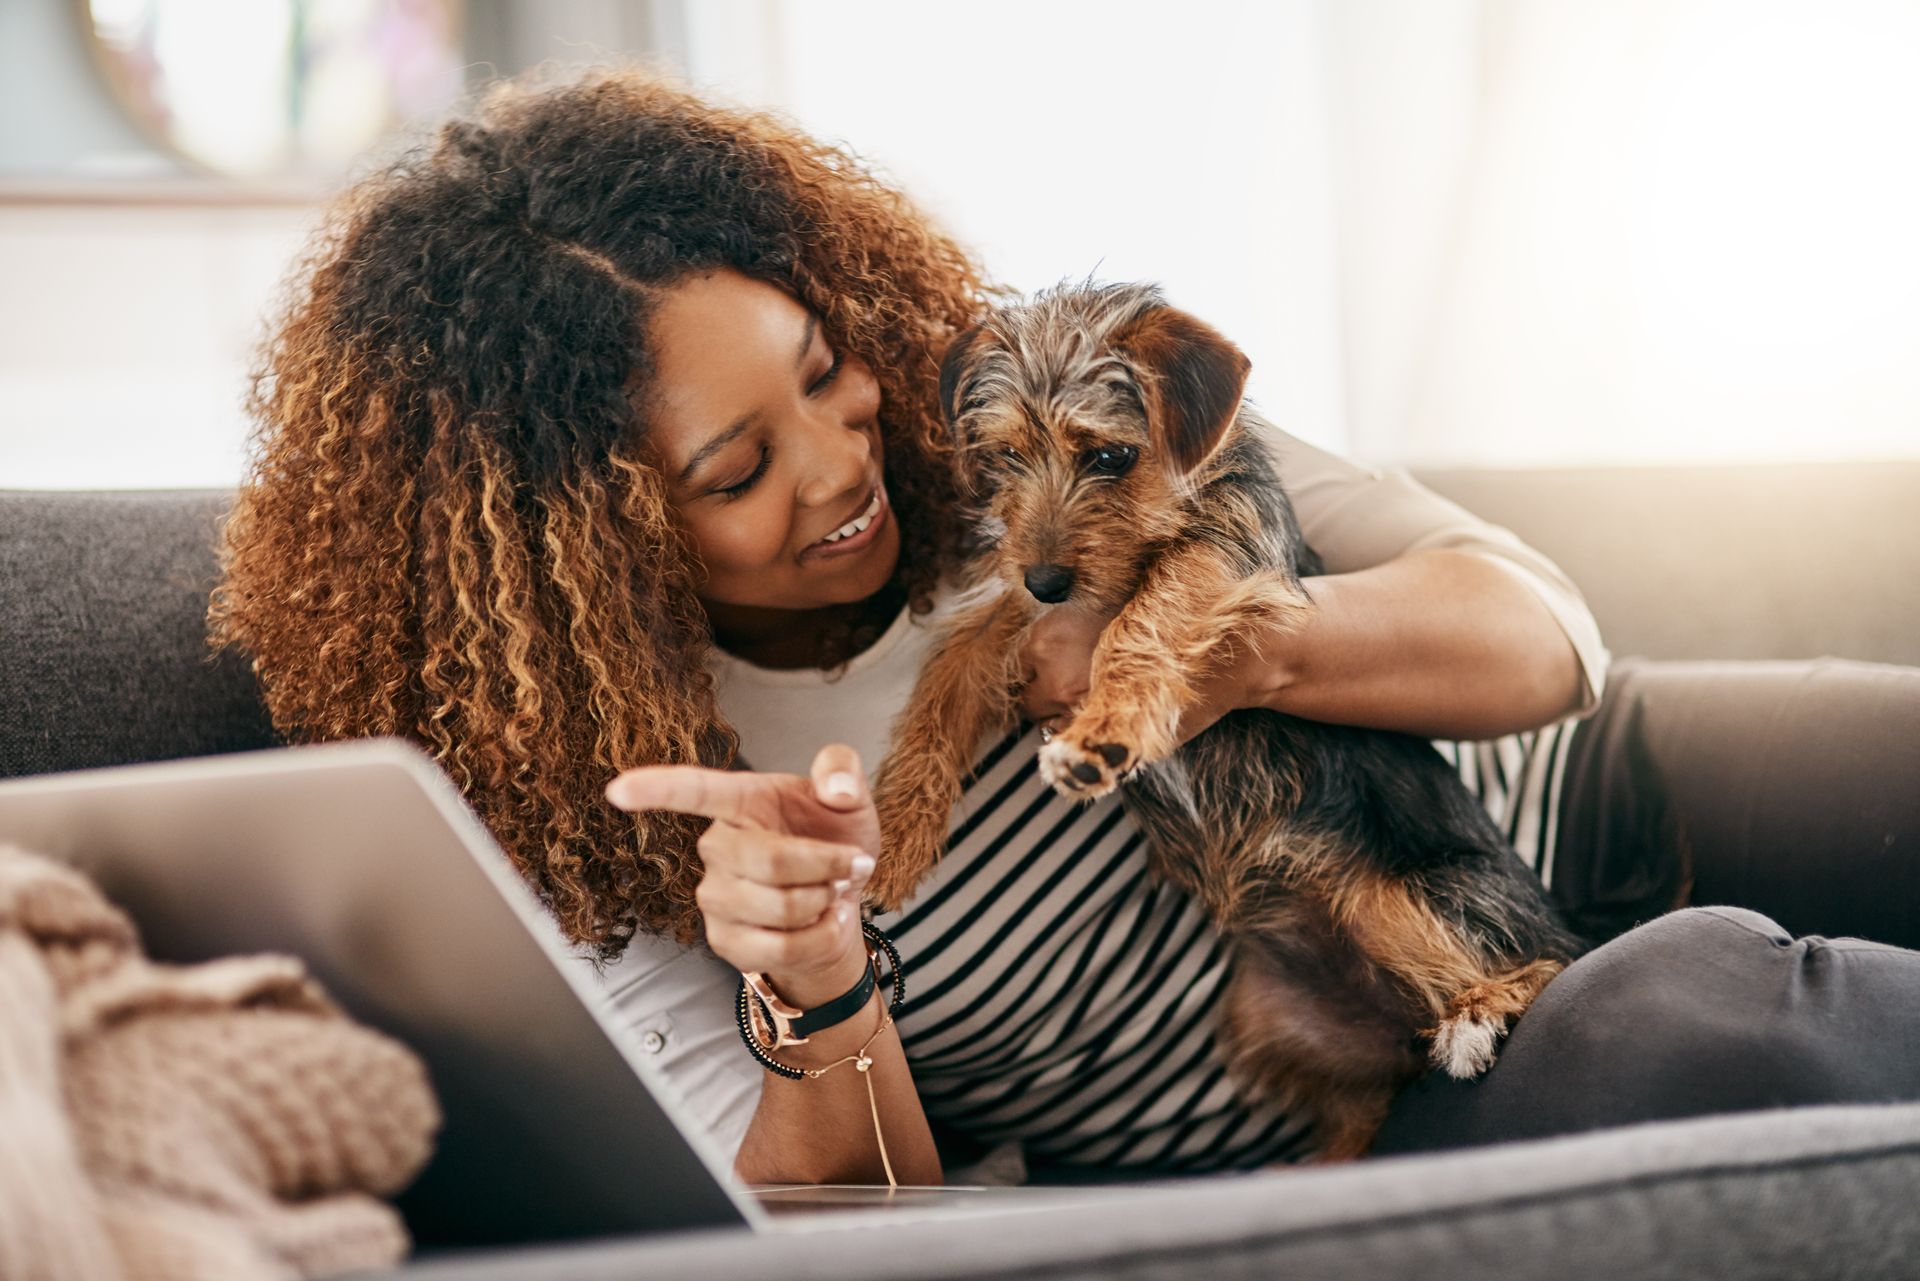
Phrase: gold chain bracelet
[{"left": 758, "top": 998, "right": 900, "bottom": 1189}]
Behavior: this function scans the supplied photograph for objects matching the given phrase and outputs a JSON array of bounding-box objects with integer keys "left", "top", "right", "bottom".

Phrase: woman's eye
[
  {"left": 809, "top": 349, "right": 844, "bottom": 395},
  {"left": 718, "top": 445, "right": 771, "bottom": 499},
  {"left": 1084, "top": 444, "right": 1137, "bottom": 476}
]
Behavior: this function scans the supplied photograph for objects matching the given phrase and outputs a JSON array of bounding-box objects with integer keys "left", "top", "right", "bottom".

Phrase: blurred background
[{"left": 3, "top": 0, "right": 1919, "bottom": 489}]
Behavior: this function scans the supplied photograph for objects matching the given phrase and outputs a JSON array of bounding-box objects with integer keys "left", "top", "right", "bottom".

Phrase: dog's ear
[
  {"left": 937, "top": 322, "right": 989, "bottom": 441},
  {"left": 1113, "top": 306, "right": 1250, "bottom": 476}
]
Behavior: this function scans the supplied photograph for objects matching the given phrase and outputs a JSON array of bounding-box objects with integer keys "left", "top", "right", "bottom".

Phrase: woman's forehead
[{"left": 642, "top": 269, "right": 813, "bottom": 456}]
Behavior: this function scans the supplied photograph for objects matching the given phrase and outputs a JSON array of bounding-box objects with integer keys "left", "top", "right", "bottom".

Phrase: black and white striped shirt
[
  {"left": 592, "top": 570, "right": 1593, "bottom": 1180},
  {"left": 872, "top": 718, "right": 1312, "bottom": 1174}
]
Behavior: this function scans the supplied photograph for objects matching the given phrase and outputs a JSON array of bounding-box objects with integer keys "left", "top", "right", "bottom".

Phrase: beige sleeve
[{"left": 1258, "top": 420, "right": 1612, "bottom": 718}]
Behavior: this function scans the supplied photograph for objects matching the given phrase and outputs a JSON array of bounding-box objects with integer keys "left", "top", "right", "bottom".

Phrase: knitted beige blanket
[{"left": 0, "top": 842, "right": 441, "bottom": 1280}]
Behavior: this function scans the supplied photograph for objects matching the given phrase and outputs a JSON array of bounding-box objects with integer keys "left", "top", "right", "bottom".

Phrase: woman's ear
[{"left": 1113, "top": 306, "right": 1251, "bottom": 477}]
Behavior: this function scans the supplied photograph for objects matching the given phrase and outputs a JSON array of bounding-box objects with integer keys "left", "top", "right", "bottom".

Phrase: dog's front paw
[
  {"left": 1037, "top": 732, "right": 1133, "bottom": 799},
  {"left": 1429, "top": 1011, "right": 1508, "bottom": 1080}
]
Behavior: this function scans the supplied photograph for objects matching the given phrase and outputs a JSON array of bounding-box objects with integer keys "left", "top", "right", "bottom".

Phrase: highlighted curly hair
[{"left": 210, "top": 67, "right": 995, "bottom": 959}]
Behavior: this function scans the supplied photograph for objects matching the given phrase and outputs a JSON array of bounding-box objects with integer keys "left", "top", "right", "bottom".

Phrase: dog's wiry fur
[{"left": 870, "top": 281, "right": 1588, "bottom": 1161}]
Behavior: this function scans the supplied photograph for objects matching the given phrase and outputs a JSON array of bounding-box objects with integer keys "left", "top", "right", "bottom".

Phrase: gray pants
[{"left": 1375, "top": 656, "right": 1920, "bottom": 1155}]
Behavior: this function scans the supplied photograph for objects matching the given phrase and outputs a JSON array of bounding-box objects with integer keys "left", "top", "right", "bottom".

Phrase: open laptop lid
[{"left": 0, "top": 739, "right": 768, "bottom": 1249}]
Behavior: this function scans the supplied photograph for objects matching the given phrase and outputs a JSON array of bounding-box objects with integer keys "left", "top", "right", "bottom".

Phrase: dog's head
[{"left": 939, "top": 281, "right": 1251, "bottom": 611}]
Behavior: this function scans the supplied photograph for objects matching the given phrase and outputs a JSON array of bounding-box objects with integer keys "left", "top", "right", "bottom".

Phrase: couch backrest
[
  {"left": 0, "top": 490, "right": 276, "bottom": 779},
  {"left": 5, "top": 464, "right": 1917, "bottom": 779},
  {"left": 1416, "top": 461, "right": 1920, "bottom": 670}
]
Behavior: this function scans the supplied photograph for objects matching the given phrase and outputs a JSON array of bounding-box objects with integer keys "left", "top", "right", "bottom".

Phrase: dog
[{"left": 868, "top": 281, "right": 1588, "bottom": 1160}]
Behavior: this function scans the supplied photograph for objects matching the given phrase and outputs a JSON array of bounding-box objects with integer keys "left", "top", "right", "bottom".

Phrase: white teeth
[{"left": 820, "top": 491, "right": 881, "bottom": 543}]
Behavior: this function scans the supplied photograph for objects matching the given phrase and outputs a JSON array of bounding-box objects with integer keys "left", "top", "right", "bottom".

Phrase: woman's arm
[
  {"left": 731, "top": 946, "right": 940, "bottom": 1186},
  {"left": 1241, "top": 546, "right": 1588, "bottom": 740},
  {"left": 1024, "top": 547, "right": 1587, "bottom": 745},
  {"left": 1257, "top": 419, "right": 1610, "bottom": 721},
  {"left": 606, "top": 749, "right": 943, "bottom": 1187}
]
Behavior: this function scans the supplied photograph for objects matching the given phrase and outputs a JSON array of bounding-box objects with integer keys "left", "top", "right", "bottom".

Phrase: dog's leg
[
  {"left": 1216, "top": 936, "right": 1417, "bottom": 1164},
  {"left": 1320, "top": 870, "right": 1564, "bottom": 1081},
  {"left": 1428, "top": 957, "right": 1565, "bottom": 1079},
  {"left": 1039, "top": 551, "right": 1313, "bottom": 799},
  {"left": 868, "top": 592, "right": 1033, "bottom": 911}
]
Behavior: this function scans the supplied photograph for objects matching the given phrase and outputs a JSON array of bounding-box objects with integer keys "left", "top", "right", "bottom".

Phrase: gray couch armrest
[{"left": 383, "top": 1101, "right": 1920, "bottom": 1281}]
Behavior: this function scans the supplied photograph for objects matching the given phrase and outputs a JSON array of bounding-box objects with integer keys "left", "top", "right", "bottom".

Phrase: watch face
[
  {"left": 742, "top": 974, "right": 803, "bottom": 1048},
  {"left": 745, "top": 991, "right": 780, "bottom": 1047}
]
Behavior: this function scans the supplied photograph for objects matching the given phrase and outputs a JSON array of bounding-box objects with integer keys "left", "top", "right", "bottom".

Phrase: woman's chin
[
  {"left": 705, "top": 522, "right": 902, "bottom": 617},
  {"left": 817, "top": 519, "right": 901, "bottom": 604}
]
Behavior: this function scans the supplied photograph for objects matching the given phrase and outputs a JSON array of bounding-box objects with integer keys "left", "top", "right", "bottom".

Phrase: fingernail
[
  {"left": 851, "top": 853, "right": 875, "bottom": 881},
  {"left": 832, "top": 878, "right": 852, "bottom": 895},
  {"left": 822, "top": 771, "right": 860, "bottom": 802},
  {"left": 837, "top": 902, "right": 852, "bottom": 924}
]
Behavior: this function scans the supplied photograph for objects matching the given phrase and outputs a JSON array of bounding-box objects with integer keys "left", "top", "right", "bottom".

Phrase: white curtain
[
  {"left": 681, "top": 0, "right": 1352, "bottom": 456},
  {"left": 11, "top": 0, "right": 1916, "bottom": 488},
  {"left": 1333, "top": 0, "right": 1920, "bottom": 466},
  {"left": 684, "top": 0, "right": 1920, "bottom": 467}
]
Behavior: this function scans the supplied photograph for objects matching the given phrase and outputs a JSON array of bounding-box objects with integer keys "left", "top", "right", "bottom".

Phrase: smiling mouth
[
  {"left": 818, "top": 488, "right": 881, "bottom": 544},
  {"left": 801, "top": 484, "right": 887, "bottom": 561}
]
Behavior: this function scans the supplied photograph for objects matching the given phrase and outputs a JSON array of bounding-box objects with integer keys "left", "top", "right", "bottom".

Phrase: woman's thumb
[{"left": 810, "top": 744, "right": 868, "bottom": 811}]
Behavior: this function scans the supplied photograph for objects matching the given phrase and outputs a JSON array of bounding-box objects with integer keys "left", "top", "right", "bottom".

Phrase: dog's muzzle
[{"left": 1024, "top": 563, "right": 1075, "bottom": 603}]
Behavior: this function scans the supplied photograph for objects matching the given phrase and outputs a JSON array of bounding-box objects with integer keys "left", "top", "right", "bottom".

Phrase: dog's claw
[{"left": 1037, "top": 736, "right": 1126, "bottom": 799}]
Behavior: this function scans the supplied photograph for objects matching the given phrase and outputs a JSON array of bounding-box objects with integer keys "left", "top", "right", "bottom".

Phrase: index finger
[{"left": 604, "top": 765, "right": 772, "bottom": 826}]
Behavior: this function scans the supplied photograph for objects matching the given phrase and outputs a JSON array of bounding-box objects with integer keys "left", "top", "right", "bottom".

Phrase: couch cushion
[{"left": 0, "top": 490, "right": 276, "bottom": 779}]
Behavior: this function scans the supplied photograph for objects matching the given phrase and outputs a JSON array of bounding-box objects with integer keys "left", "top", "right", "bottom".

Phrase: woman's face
[{"left": 641, "top": 269, "right": 900, "bottom": 618}]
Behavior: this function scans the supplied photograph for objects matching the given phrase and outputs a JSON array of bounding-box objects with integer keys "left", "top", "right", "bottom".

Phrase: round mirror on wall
[{"left": 78, "top": 0, "right": 466, "bottom": 179}]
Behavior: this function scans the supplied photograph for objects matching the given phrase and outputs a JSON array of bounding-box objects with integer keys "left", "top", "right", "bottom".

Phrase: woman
[{"left": 212, "top": 67, "right": 1920, "bottom": 1190}]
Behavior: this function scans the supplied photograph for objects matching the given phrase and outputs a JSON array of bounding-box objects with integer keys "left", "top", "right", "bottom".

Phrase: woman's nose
[{"left": 795, "top": 416, "right": 874, "bottom": 510}]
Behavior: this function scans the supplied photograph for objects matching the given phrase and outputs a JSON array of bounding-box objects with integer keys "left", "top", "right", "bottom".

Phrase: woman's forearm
[
  {"left": 731, "top": 950, "right": 943, "bottom": 1187},
  {"left": 1243, "top": 548, "right": 1588, "bottom": 740}
]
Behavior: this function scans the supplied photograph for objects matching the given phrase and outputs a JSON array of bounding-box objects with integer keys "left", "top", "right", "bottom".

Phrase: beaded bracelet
[{"left": 736, "top": 921, "right": 904, "bottom": 1080}]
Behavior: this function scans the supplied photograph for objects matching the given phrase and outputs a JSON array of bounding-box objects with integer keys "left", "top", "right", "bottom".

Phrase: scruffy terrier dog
[{"left": 868, "top": 282, "right": 1588, "bottom": 1160}]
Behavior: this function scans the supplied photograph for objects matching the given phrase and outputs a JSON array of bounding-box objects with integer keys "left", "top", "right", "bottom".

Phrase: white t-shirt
[{"left": 581, "top": 420, "right": 1611, "bottom": 1178}]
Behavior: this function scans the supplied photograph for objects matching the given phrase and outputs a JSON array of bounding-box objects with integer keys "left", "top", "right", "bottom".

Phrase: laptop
[{"left": 0, "top": 740, "right": 1156, "bottom": 1252}]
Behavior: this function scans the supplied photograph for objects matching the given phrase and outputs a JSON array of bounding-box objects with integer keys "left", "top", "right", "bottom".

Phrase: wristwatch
[
  {"left": 736, "top": 921, "right": 907, "bottom": 1078},
  {"left": 740, "top": 951, "right": 879, "bottom": 1048}
]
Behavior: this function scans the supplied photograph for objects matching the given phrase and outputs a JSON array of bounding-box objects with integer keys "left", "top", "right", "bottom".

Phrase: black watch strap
[{"left": 786, "top": 953, "right": 877, "bottom": 1038}]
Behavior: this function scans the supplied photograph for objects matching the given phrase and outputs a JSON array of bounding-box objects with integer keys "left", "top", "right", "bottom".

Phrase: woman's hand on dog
[
  {"left": 605, "top": 745, "right": 877, "bottom": 996},
  {"left": 1020, "top": 606, "right": 1262, "bottom": 746}
]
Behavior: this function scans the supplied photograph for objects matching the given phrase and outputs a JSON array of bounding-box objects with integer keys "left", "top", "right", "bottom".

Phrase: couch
[{"left": 3, "top": 465, "right": 1918, "bottom": 1279}]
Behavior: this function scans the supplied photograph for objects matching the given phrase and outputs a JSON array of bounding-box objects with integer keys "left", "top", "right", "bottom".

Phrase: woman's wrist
[
  {"left": 1233, "top": 600, "right": 1307, "bottom": 714},
  {"left": 761, "top": 940, "right": 873, "bottom": 1010},
  {"left": 755, "top": 944, "right": 887, "bottom": 1071}
]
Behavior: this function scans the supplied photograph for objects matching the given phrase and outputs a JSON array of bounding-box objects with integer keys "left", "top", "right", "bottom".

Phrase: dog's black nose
[{"left": 1024, "top": 563, "right": 1076, "bottom": 603}]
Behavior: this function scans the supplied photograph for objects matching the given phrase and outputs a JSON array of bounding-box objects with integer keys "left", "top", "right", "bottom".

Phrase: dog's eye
[
  {"left": 1084, "top": 445, "right": 1138, "bottom": 477},
  {"left": 993, "top": 447, "right": 1022, "bottom": 470}
]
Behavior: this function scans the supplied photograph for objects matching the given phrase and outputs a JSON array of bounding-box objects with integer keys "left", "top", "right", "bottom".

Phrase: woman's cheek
[{"left": 696, "top": 494, "right": 794, "bottom": 577}]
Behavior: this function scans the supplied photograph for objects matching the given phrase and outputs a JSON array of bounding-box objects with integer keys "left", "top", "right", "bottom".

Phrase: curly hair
[{"left": 209, "top": 65, "right": 997, "bottom": 959}]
